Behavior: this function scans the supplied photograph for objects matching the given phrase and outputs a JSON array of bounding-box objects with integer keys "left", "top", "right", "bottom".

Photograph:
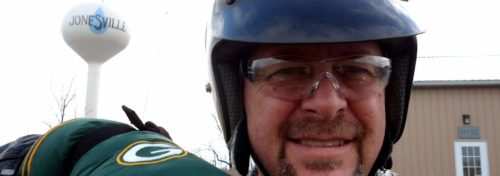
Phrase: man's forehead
[{"left": 249, "top": 42, "right": 382, "bottom": 58}]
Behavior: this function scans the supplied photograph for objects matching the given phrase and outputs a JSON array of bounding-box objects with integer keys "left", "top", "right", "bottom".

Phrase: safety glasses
[{"left": 242, "top": 55, "right": 391, "bottom": 100}]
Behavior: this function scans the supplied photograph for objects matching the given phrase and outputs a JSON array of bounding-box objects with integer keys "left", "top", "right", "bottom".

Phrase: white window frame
[{"left": 454, "top": 141, "right": 490, "bottom": 176}]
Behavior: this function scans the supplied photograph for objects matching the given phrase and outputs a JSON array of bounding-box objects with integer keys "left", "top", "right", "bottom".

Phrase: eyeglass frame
[{"left": 240, "top": 55, "right": 392, "bottom": 101}]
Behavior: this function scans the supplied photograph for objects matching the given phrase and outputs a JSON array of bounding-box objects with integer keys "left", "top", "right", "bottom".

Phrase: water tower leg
[{"left": 85, "top": 63, "right": 101, "bottom": 118}]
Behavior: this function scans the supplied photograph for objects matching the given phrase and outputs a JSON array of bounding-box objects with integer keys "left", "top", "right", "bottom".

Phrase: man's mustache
[{"left": 282, "top": 116, "right": 365, "bottom": 139}]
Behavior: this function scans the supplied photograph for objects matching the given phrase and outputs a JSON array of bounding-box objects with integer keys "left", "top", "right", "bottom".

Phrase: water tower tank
[{"left": 62, "top": 3, "right": 130, "bottom": 117}]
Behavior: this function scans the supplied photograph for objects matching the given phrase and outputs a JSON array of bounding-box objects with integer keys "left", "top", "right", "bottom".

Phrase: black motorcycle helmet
[{"left": 207, "top": 0, "right": 423, "bottom": 175}]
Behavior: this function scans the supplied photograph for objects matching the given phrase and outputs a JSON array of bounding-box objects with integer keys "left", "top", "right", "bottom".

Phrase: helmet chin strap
[
  {"left": 369, "top": 127, "right": 394, "bottom": 176},
  {"left": 230, "top": 118, "right": 250, "bottom": 175},
  {"left": 231, "top": 118, "right": 271, "bottom": 176}
]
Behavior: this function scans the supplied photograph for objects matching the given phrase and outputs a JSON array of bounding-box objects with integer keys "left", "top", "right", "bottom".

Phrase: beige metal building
[{"left": 392, "top": 80, "right": 500, "bottom": 176}]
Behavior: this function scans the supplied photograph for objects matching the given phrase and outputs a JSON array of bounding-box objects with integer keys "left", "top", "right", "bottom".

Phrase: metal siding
[
  {"left": 392, "top": 87, "right": 500, "bottom": 176},
  {"left": 488, "top": 88, "right": 500, "bottom": 176}
]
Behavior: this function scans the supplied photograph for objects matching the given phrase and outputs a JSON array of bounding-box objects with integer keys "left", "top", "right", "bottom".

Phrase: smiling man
[
  {"left": 244, "top": 43, "right": 388, "bottom": 175},
  {"left": 207, "top": 0, "right": 423, "bottom": 175}
]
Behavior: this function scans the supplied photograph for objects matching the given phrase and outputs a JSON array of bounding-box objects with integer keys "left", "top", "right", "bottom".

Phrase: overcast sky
[{"left": 0, "top": 0, "right": 499, "bottom": 156}]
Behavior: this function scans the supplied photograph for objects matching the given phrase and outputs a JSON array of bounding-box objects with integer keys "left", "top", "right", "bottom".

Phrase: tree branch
[{"left": 51, "top": 77, "right": 77, "bottom": 124}]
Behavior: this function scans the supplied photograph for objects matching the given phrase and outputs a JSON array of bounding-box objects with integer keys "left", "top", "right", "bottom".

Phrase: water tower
[{"left": 62, "top": 3, "right": 130, "bottom": 118}]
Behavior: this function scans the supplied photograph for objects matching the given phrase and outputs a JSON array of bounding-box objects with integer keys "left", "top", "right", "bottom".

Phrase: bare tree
[
  {"left": 209, "top": 114, "right": 231, "bottom": 167},
  {"left": 192, "top": 114, "right": 230, "bottom": 169},
  {"left": 48, "top": 78, "right": 78, "bottom": 126}
]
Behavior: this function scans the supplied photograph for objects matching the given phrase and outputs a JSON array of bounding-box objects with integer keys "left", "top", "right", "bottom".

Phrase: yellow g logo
[{"left": 117, "top": 141, "right": 187, "bottom": 166}]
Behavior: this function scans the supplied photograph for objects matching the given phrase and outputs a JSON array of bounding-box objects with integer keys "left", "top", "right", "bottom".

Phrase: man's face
[{"left": 244, "top": 43, "right": 386, "bottom": 176}]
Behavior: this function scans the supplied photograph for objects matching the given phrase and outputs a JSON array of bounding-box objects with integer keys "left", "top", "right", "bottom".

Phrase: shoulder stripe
[{"left": 21, "top": 119, "right": 75, "bottom": 176}]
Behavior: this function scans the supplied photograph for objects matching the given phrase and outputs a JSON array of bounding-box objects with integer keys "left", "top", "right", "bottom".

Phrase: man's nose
[{"left": 300, "top": 75, "right": 348, "bottom": 117}]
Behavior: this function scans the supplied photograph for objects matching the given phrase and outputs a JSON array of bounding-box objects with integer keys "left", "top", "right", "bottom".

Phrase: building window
[
  {"left": 462, "top": 146, "right": 481, "bottom": 175},
  {"left": 454, "top": 141, "right": 490, "bottom": 176}
]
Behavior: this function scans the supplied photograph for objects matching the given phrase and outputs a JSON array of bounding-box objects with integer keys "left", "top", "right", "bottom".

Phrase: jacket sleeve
[
  {"left": 18, "top": 118, "right": 229, "bottom": 176},
  {"left": 0, "top": 134, "right": 40, "bottom": 176}
]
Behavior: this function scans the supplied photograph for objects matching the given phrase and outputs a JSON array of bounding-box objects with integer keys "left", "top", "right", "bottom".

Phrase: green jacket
[{"left": 16, "top": 118, "right": 229, "bottom": 176}]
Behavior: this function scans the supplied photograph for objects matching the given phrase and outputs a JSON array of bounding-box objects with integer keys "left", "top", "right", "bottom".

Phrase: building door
[{"left": 454, "top": 141, "right": 489, "bottom": 176}]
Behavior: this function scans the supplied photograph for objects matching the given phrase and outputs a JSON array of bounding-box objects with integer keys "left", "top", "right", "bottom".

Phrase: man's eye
[
  {"left": 344, "top": 66, "right": 371, "bottom": 75},
  {"left": 267, "top": 67, "right": 310, "bottom": 82},
  {"left": 334, "top": 65, "right": 375, "bottom": 82},
  {"left": 276, "top": 67, "right": 307, "bottom": 75}
]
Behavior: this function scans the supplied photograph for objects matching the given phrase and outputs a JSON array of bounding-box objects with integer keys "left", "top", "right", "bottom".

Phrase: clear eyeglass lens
[{"left": 247, "top": 55, "right": 391, "bottom": 100}]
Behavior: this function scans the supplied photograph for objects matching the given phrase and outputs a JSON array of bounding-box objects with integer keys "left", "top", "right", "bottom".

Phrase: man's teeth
[{"left": 299, "top": 140, "right": 345, "bottom": 147}]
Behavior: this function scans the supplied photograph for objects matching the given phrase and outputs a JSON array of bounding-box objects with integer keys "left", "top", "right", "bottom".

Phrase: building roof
[
  {"left": 413, "top": 55, "right": 500, "bottom": 81},
  {"left": 413, "top": 79, "right": 500, "bottom": 87}
]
